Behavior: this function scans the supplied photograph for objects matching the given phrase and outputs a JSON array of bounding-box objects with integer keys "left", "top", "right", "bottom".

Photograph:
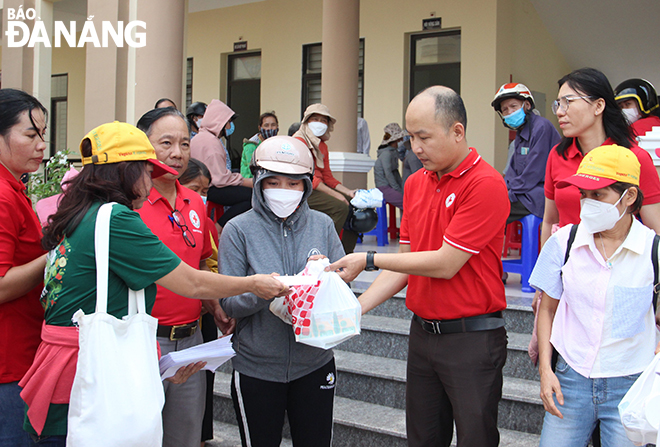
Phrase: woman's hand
[
  {"left": 655, "top": 339, "right": 660, "bottom": 355},
  {"left": 307, "top": 254, "right": 327, "bottom": 262},
  {"left": 166, "top": 361, "right": 206, "bottom": 384},
  {"left": 251, "top": 273, "right": 292, "bottom": 300},
  {"left": 539, "top": 368, "right": 564, "bottom": 419}
]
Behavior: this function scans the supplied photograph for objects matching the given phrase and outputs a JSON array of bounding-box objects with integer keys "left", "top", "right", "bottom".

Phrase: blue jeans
[
  {"left": 0, "top": 381, "right": 35, "bottom": 447},
  {"left": 539, "top": 356, "right": 639, "bottom": 447}
]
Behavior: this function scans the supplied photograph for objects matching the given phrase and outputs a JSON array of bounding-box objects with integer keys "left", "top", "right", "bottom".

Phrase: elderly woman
[
  {"left": 374, "top": 122, "right": 405, "bottom": 210},
  {"left": 531, "top": 144, "right": 660, "bottom": 447},
  {"left": 294, "top": 104, "right": 358, "bottom": 254},
  {"left": 0, "top": 89, "right": 48, "bottom": 446}
]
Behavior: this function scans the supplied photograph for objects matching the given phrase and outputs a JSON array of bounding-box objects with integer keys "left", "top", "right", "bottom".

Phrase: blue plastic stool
[
  {"left": 360, "top": 201, "right": 389, "bottom": 246},
  {"left": 501, "top": 214, "right": 542, "bottom": 293}
]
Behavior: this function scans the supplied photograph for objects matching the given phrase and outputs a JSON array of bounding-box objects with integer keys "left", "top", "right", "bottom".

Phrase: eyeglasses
[
  {"left": 551, "top": 95, "right": 594, "bottom": 115},
  {"left": 169, "top": 209, "right": 196, "bottom": 248}
]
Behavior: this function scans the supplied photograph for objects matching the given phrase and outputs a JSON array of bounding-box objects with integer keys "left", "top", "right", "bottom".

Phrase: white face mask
[
  {"left": 263, "top": 188, "right": 304, "bottom": 218},
  {"left": 579, "top": 189, "right": 628, "bottom": 234},
  {"left": 308, "top": 121, "right": 328, "bottom": 137},
  {"left": 622, "top": 107, "right": 642, "bottom": 125}
]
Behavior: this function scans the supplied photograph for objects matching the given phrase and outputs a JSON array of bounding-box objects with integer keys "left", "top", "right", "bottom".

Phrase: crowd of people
[{"left": 0, "top": 66, "right": 659, "bottom": 447}]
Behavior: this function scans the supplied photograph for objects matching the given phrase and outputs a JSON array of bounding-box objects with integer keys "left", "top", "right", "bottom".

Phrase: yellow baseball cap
[
  {"left": 80, "top": 121, "right": 177, "bottom": 178},
  {"left": 557, "top": 144, "right": 640, "bottom": 190}
]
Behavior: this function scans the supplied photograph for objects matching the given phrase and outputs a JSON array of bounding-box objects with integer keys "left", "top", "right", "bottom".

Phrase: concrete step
[
  {"left": 352, "top": 284, "right": 536, "bottom": 335},
  {"left": 212, "top": 372, "right": 540, "bottom": 446},
  {"left": 334, "top": 350, "right": 544, "bottom": 435},
  {"left": 339, "top": 314, "right": 540, "bottom": 381}
]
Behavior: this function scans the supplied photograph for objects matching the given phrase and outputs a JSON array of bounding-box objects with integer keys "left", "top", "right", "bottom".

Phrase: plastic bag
[
  {"left": 618, "top": 352, "right": 660, "bottom": 445},
  {"left": 282, "top": 259, "right": 361, "bottom": 350},
  {"left": 351, "top": 188, "right": 383, "bottom": 209}
]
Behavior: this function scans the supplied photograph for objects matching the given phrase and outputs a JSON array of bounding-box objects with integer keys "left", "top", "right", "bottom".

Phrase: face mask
[
  {"left": 195, "top": 117, "right": 202, "bottom": 128},
  {"left": 201, "top": 196, "right": 207, "bottom": 205},
  {"left": 622, "top": 107, "right": 642, "bottom": 125},
  {"left": 225, "top": 121, "right": 235, "bottom": 137},
  {"left": 579, "top": 189, "right": 628, "bottom": 234},
  {"left": 503, "top": 106, "right": 526, "bottom": 129},
  {"left": 263, "top": 188, "right": 304, "bottom": 218},
  {"left": 260, "top": 128, "right": 279, "bottom": 139},
  {"left": 308, "top": 121, "right": 328, "bottom": 137}
]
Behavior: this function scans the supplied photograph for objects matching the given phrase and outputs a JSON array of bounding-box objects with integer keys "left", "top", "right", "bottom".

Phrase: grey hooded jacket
[{"left": 219, "top": 169, "right": 345, "bottom": 382}]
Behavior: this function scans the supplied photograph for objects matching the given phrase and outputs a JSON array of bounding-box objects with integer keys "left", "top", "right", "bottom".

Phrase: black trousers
[
  {"left": 406, "top": 319, "right": 507, "bottom": 447},
  {"left": 506, "top": 199, "right": 533, "bottom": 224},
  {"left": 207, "top": 185, "right": 252, "bottom": 227},
  {"left": 230, "top": 359, "right": 336, "bottom": 447}
]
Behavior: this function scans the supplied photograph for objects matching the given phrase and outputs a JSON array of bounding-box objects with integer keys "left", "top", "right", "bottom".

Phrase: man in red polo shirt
[
  {"left": 136, "top": 108, "right": 216, "bottom": 447},
  {"left": 328, "top": 86, "right": 510, "bottom": 447}
]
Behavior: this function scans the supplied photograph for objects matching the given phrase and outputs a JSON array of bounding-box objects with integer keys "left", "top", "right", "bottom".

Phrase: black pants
[
  {"left": 207, "top": 185, "right": 252, "bottom": 227},
  {"left": 506, "top": 199, "right": 533, "bottom": 224},
  {"left": 200, "top": 312, "right": 217, "bottom": 442},
  {"left": 406, "top": 319, "right": 507, "bottom": 447},
  {"left": 230, "top": 359, "right": 336, "bottom": 447}
]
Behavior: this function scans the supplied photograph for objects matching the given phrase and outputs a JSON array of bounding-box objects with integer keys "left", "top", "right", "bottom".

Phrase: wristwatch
[{"left": 365, "top": 251, "right": 379, "bottom": 271}]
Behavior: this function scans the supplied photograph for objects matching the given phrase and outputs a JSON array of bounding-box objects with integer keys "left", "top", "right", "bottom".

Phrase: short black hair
[
  {"left": 420, "top": 86, "right": 468, "bottom": 132},
  {"left": 609, "top": 181, "right": 644, "bottom": 215},
  {"left": 137, "top": 107, "right": 191, "bottom": 137}
]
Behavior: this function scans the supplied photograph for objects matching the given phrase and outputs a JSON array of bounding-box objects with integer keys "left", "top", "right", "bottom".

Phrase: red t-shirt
[
  {"left": 544, "top": 138, "right": 660, "bottom": 226},
  {"left": 400, "top": 149, "right": 509, "bottom": 320},
  {"left": 632, "top": 115, "right": 660, "bottom": 137},
  {"left": 137, "top": 182, "right": 212, "bottom": 326},
  {"left": 0, "top": 165, "right": 45, "bottom": 382},
  {"left": 295, "top": 138, "right": 340, "bottom": 190}
]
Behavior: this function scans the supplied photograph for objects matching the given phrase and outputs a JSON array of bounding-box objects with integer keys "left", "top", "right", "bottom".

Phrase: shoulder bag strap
[{"left": 94, "top": 203, "right": 115, "bottom": 313}]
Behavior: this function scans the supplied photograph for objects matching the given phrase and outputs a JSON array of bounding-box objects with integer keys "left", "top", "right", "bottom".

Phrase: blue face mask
[
  {"left": 503, "top": 106, "right": 526, "bottom": 129},
  {"left": 225, "top": 121, "right": 235, "bottom": 137}
]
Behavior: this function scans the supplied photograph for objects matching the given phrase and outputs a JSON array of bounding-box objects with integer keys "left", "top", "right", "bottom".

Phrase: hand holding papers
[{"left": 159, "top": 335, "right": 235, "bottom": 380}]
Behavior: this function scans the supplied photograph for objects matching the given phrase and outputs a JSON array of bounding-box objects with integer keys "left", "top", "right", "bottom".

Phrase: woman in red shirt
[
  {"left": 542, "top": 68, "right": 660, "bottom": 245},
  {"left": 0, "top": 89, "right": 48, "bottom": 446}
]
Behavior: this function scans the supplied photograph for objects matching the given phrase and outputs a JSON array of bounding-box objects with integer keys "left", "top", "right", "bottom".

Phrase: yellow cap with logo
[
  {"left": 80, "top": 121, "right": 177, "bottom": 177},
  {"left": 557, "top": 144, "right": 640, "bottom": 190}
]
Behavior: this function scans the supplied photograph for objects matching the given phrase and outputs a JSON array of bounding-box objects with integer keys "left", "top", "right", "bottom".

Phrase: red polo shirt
[
  {"left": 0, "top": 164, "right": 45, "bottom": 382},
  {"left": 632, "top": 115, "right": 660, "bottom": 137},
  {"left": 544, "top": 138, "right": 660, "bottom": 227},
  {"left": 400, "top": 148, "right": 509, "bottom": 320},
  {"left": 137, "top": 182, "right": 212, "bottom": 326}
]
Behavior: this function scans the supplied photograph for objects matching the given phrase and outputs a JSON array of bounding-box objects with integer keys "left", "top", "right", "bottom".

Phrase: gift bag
[
  {"left": 618, "top": 352, "right": 660, "bottom": 445},
  {"left": 286, "top": 259, "right": 361, "bottom": 350},
  {"left": 67, "top": 203, "right": 164, "bottom": 447}
]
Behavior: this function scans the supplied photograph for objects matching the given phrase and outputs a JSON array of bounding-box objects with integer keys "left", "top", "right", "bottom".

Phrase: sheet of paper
[{"left": 159, "top": 335, "right": 235, "bottom": 380}]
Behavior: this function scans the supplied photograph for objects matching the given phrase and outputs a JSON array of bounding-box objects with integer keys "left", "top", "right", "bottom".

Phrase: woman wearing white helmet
[{"left": 219, "top": 136, "right": 344, "bottom": 447}]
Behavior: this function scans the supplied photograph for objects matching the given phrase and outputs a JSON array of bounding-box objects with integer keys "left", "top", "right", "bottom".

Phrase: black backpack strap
[
  {"left": 564, "top": 224, "right": 579, "bottom": 265},
  {"left": 652, "top": 234, "right": 659, "bottom": 314},
  {"left": 552, "top": 224, "right": 579, "bottom": 372}
]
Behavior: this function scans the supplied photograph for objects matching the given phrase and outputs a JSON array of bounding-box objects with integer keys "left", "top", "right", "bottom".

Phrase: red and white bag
[{"left": 270, "top": 259, "right": 361, "bottom": 350}]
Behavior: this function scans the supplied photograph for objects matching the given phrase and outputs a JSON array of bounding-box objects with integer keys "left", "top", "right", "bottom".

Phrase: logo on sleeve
[
  {"left": 445, "top": 193, "right": 456, "bottom": 208},
  {"left": 189, "top": 210, "right": 201, "bottom": 229}
]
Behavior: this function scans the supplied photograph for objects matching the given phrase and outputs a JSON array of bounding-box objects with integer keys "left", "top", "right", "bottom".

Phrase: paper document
[
  {"left": 159, "top": 335, "right": 235, "bottom": 380},
  {"left": 276, "top": 275, "right": 319, "bottom": 286}
]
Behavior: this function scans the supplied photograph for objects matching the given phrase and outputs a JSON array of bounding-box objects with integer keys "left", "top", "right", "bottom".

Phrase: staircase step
[
  {"left": 212, "top": 372, "right": 540, "bottom": 446},
  {"left": 334, "top": 350, "right": 544, "bottom": 434}
]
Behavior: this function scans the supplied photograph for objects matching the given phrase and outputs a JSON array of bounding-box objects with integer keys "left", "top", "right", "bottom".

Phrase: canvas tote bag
[{"left": 67, "top": 203, "right": 165, "bottom": 446}]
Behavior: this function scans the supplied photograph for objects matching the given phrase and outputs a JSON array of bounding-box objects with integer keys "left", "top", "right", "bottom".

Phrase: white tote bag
[
  {"left": 618, "top": 352, "right": 660, "bottom": 445},
  {"left": 67, "top": 203, "right": 165, "bottom": 447}
]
